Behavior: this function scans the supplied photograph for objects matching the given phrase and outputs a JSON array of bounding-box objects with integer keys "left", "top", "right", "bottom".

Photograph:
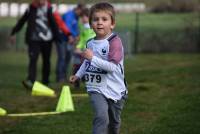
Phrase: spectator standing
[
  {"left": 10, "top": 0, "right": 61, "bottom": 89},
  {"left": 55, "top": 3, "right": 85, "bottom": 83},
  {"left": 53, "top": 8, "right": 74, "bottom": 83}
]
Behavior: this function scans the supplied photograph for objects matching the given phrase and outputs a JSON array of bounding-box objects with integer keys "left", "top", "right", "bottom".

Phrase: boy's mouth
[{"left": 97, "top": 28, "right": 103, "bottom": 30}]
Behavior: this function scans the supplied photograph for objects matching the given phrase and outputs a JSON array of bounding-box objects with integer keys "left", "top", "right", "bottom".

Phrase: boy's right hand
[{"left": 69, "top": 75, "right": 79, "bottom": 83}]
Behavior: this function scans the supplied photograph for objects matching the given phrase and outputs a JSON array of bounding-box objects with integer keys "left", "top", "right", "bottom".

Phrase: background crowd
[{"left": 10, "top": 0, "right": 94, "bottom": 89}]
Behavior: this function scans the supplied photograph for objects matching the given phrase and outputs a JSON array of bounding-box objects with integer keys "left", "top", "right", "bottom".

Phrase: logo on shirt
[
  {"left": 35, "top": 7, "right": 52, "bottom": 41},
  {"left": 102, "top": 48, "right": 107, "bottom": 55}
]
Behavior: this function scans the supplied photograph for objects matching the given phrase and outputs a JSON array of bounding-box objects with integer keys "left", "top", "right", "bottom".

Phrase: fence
[
  {"left": 0, "top": 12, "right": 199, "bottom": 54},
  {"left": 135, "top": 13, "right": 200, "bottom": 53}
]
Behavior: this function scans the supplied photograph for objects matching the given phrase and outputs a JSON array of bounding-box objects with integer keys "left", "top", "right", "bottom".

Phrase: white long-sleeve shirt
[{"left": 75, "top": 33, "right": 127, "bottom": 101}]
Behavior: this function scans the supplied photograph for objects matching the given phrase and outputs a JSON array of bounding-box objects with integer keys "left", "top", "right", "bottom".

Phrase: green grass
[
  {"left": 116, "top": 12, "right": 199, "bottom": 31},
  {"left": 0, "top": 51, "right": 200, "bottom": 134},
  {"left": 1, "top": 13, "right": 198, "bottom": 30},
  {"left": 1, "top": 13, "right": 198, "bottom": 52}
]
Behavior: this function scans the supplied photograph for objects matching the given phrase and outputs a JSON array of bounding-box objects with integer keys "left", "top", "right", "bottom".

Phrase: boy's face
[{"left": 90, "top": 11, "right": 115, "bottom": 39}]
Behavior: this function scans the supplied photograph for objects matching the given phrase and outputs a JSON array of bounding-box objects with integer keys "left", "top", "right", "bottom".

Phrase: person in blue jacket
[{"left": 55, "top": 3, "right": 85, "bottom": 83}]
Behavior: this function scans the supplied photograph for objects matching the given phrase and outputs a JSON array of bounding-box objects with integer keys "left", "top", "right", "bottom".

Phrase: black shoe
[{"left": 22, "top": 80, "right": 33, "bottom": 90}]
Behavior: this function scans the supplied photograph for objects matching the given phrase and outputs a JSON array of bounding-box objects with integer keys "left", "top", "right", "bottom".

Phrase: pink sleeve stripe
[{"left": 108, "top": 36, "right": 123, "bottom": 64}]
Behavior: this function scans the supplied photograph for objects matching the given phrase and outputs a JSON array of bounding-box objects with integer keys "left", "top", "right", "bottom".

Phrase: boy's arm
[
  {"left": 91, "top": 57, "right": 119, "bottom": 72},
  {"left": 75, "top": 60, "right": 87, "bottom": 78}
]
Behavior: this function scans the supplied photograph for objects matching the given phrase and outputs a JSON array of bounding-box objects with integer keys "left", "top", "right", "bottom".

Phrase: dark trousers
[{"left": 27, "top": 42, "right": 52, "bottom": 85}]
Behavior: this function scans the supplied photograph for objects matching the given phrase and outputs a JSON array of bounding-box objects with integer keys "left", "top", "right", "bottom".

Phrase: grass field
[
  {"left": 1, "top": 13, "right": 198, "bottom": 52},
  {"left": 116, "top": 12, "right": 198, "bottom": 31},
  {"left": 0, "top": 51, "right": 200, "bottom": 134},
  {"left": 0, "top": 13, "right": 198, "bottom": 29}
]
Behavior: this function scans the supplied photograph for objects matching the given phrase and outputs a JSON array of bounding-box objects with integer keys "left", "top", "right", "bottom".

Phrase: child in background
[
  {"left": 69, "top": 2, "right": 127, "bottom": 134},
  {"left": 72, "top": 8, "right": 96, "bottom": 88}
]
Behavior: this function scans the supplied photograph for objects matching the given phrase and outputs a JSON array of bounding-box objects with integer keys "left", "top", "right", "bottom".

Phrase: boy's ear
[{"left": 111, "top": 22, "right": 115, "bottom": 30}]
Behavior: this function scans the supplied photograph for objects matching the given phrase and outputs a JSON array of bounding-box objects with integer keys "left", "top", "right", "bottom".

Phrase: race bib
[{"left": 84, "top": 62, "right": 107, "bottom": 88}]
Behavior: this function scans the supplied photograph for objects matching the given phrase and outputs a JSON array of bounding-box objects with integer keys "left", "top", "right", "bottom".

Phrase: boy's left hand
[{"left": 82, "top": 49, "right": 93, "bottom": 60}]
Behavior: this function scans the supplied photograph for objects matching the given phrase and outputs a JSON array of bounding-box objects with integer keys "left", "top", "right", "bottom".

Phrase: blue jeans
[{"left": 56, "top": 41, "right": 73, "bottom": 82}]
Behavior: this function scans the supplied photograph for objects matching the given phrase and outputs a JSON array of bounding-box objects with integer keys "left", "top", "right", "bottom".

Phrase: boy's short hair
[{"left": 89, "top": 2, "right": 115, "bottom": 25}]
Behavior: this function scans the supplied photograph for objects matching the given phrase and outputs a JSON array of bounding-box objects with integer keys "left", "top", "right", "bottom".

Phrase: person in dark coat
[{"left": 10, "top": 0, "right": 61, "bottom": 89}]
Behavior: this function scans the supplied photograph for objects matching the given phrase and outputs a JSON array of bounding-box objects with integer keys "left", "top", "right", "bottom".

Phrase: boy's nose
[{"left": 97, "top": 20, "right": 103, "bottom": 24}]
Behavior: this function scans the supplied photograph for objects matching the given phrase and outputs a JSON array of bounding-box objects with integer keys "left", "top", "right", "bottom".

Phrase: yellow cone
[
  {"left": 0, "top": 107, "right": 7, "bottom": 116},
  {"left": 32, "top": 81, "right": 56, "bottom": 97},
  {"left": 56, "top": 86, "right": 74, "bottom": 112}
]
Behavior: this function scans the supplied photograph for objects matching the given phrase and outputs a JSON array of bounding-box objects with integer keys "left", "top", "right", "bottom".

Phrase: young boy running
[{"left": 69, "top": 2, "right": 127, "bottom": 134}]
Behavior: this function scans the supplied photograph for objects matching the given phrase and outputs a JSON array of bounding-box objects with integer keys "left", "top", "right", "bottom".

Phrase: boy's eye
[{"left": 102, "top": 17, "right": 108, "bottom": 21}]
